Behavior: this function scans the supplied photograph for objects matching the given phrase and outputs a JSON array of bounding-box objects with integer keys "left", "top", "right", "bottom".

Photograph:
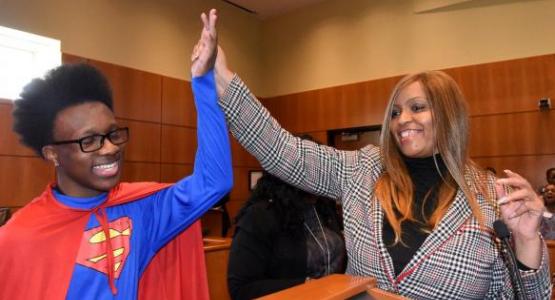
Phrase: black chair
[
  {"left": 202, "top": 194, "right": 231, "bottom": 237},
  {"left": 0, "top": 207, "right": 11, "bottom": 226}
]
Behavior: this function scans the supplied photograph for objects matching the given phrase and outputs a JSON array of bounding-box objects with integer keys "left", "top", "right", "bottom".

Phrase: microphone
[{"left": 493, "top": 220, "right": 526, "bottom": 300}]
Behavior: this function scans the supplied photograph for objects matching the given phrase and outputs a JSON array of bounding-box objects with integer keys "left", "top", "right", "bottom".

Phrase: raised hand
[
  {"left": 191, "top": 9, "right": 218, "bottom": 77},
  {"left": 214, "top": 45, "right": 234, "bottom": 97},
  {"left": 496, "top": 169, "right": 544, "bottom": 268}
]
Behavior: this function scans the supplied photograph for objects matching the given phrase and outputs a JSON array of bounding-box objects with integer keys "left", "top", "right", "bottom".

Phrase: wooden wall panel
[
  {"left": 89, "top": 59, "right": 162, "bottom": 123},
  {"left": 229, "top": 166, "right": 255, "bottom": 201},
  {"left": 160, "top": 163, "right": 194, "bottom": 183},
  {"left": 446, "top": 55, "right": 555, "bottom": 116},
  {"left": 161, "top": 125, "right": 197, "bottom": 164},
  {"left": 118, "top": 119, "right": 161, "bottom": 163},
  {"left": 263, "top": 76, "right": 400, "bottom": 133},
  {"left": 62, "top": 53, "right": 88, "bottom": 65},
  {"left": 0, "top": 103, "right": 36, "bottom": 156},
  {"left": 121, "top": 162, "right": 160, "bottom": 182},
  {"left": 299, "top": 131, "right": 329, "bottom": 145},
  {"left": 230, "top": 137, "right": 260, "bottom": 168},
  {"left": 469, "top": 110, "right": 555, "bottom": 157},
  {"left": 162, "top": 77, "right": 196, "bottom": 127},
  {"left": 0, "top": 157, "right": 53, "bottom": 207},
  {"left": 473, "top": 155, "right": 555, "bottom": 189}
]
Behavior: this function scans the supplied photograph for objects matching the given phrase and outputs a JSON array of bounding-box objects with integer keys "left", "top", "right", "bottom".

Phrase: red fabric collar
[{"left": 0, "top": 182, "right": 209, "bottom": 300}]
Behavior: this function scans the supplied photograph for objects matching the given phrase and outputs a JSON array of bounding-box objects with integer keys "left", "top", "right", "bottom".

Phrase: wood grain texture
[
  {"left": 120, "top": 161, "right": 161, "bottom": 182},
  {"left": 469, "top": 110, "right": 555, "bottom": 157},
  {"left": 262, "top": 76, "right": 401, "bottom": 133},
  {"left": 230, "top": 136, "right": 260, "bottom": 168},
  {"left": 473, "top": 154, "right": 555, "bottom": 190},
  {"left": 0, "top": 103, "right": 37, "bottom": 156},
  {"left": 445, "top": 55, "right": 555, "bottom": 116},
  {"left": 204, "top": 238, "right": 232, "bottom": 300},
  {"left": 162, "top": 76, "right": 196, "bottom": 127},
  {"left": 160, "top": 163, "right": 194, "bottom": 183},
  {"left": 89, "top": 59, "right": 162, "bottom": 123},
  {"left": 161, "top": 125, "right": 197, "bottom": 164},
  {"left": 118, "top": 119, "right": 161, "bottom": 163},
  {"left": 0, "top": 156, "right": 54, "bottom": 207}
]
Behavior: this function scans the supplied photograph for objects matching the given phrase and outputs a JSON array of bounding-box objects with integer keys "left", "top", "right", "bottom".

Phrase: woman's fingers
[
  {"left": 495, "top": 182, "right": 506, "bottom": 201},
  {"left": 496, "top": 170, "right": 531, "bottom": 190},
  {"left": 497, "top": 189, "right": 530, "bottom": 205}
]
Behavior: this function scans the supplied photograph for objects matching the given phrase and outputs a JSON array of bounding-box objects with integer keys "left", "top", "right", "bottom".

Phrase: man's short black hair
[
  {"left": 548, "top": 168, "right": 555, "bottom": 178},
  {"left": 12, "top": 63, "right": 113, "bottom": 156}
]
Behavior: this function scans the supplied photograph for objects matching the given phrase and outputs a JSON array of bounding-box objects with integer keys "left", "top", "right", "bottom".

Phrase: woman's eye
[
  {"left": 391, "top": 110, "right": 400, "bottom": 118},
  {"left": 412, "top": 104, "right": 426, "bottom": 112}
]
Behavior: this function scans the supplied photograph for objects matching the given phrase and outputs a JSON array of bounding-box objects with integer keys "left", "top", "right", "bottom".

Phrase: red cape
[{"left": 0, "top": 182, "right": 210, "bottom": 300}]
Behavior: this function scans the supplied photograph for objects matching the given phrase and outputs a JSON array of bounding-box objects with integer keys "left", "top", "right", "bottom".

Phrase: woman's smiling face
[{"left": 389, "top": 81, "right": 435, "bottom": 158}]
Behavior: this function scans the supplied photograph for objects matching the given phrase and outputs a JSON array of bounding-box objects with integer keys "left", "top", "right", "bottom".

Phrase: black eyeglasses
[{"left": 52, "top": 127, "right": 129, "bottom": 153}]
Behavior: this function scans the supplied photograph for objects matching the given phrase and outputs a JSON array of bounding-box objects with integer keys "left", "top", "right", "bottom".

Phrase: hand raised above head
[{"left": 191, "top": 9, "right": 218, "bottom": 77}]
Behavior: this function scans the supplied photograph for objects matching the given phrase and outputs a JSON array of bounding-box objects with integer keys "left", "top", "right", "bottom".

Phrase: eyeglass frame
[{"left": 51, "top": 127, "right": 130, "bottom": 153}]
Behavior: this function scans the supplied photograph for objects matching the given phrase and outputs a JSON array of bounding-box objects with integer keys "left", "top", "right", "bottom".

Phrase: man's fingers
[{"left": 209, "top": 9, "right": 218, "bottom": 32}]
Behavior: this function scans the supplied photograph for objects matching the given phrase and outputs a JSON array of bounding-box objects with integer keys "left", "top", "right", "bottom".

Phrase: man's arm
[{"left": 144, "top": 9, "right": 233, "bottom": 252}]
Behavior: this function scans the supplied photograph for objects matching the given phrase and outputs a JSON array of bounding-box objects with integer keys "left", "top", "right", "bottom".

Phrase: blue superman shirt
[{"left": 54, "top": 70, "right": 232, "bottom": 299}]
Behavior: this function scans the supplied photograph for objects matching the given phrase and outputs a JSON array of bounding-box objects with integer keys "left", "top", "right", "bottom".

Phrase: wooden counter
[
  {"left": 257, "top": 274, "right": 406, "bottom": 300},
  {"left": 204, "top": 237, "right": 232, "bottom": 300}
]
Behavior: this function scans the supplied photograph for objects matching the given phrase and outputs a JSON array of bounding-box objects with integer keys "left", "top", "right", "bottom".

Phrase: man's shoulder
[{"left": 108, "top": 182, "right": 171, "bottom": 205}]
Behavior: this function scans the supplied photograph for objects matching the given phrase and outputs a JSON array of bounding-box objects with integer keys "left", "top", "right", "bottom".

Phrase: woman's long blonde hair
[{"left": 376, "top": 70, "right": 486, "bottom": 244}]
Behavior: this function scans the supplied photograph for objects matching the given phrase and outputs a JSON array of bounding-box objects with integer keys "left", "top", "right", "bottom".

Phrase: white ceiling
[{"left": 222, "top": 0, "right": 330, "bottom": 19}]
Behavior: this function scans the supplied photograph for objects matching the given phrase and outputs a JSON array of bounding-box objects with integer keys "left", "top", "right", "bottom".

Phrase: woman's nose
[{"left": 398, "top": 110, "right": 412, "bottom": 124}]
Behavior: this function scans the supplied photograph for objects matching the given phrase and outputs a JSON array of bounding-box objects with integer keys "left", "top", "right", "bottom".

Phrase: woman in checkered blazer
[{"left": 211, "top": 42, "right": 551, "bottom": 298}]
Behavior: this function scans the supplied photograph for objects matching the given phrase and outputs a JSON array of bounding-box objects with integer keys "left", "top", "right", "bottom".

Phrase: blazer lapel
[
  {"left": 396, "top": 188, "right": 473, "bottom": 284},
  {"left": 371, "top": 198, "right": 399, "bottom": 292}
]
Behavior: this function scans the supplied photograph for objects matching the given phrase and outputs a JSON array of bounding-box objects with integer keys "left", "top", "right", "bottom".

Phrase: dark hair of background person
[
  {"left": 547, "top": 168, "right": 555, "bottom": 181},
  {"left": 12, "top": 63, "right": 113, "bottom": 157},
  {"left": 234, "top": 171, "right": 342, "bottom": 235},
  {"left": 235, "top": 134, "right": 342, "bottom": 234}
]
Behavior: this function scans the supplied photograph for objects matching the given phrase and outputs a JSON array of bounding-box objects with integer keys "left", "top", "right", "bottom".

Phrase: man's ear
[{"left": 42, "top": 145, "right": 59, "bottom": 167}]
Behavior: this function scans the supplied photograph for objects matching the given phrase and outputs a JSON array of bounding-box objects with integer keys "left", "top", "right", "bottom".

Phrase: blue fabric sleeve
[{"left": 144, "top": 69, "right": 233, "bottom": 253}]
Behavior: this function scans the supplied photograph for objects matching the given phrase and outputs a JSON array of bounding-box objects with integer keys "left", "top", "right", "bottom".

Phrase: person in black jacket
[{"left": 227, "top": 171, "right": 346, "bottom": 300}]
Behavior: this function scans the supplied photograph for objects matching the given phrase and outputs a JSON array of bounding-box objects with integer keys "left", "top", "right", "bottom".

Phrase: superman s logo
[{"left": 75, "top": 217, "right": 132, "bottom": 278}]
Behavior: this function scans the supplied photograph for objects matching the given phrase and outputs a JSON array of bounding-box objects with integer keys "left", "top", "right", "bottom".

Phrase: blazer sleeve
[{"left": 218, "top": 74, "right": 382, "bottom": 201}]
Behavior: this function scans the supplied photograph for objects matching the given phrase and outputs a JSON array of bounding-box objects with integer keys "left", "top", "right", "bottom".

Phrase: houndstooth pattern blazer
[{"left": 219, "top": 75, "right": 551, "bottom": 299}]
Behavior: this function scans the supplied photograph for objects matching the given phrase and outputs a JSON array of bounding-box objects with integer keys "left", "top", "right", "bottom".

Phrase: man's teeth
[{"left": 94, "top": 162, "right": 117, "bottom": 169}]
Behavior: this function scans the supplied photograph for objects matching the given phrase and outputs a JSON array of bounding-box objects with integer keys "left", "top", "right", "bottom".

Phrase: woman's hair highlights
[{"left": 376, "top": 70, "right": 486, "bottom": 244}]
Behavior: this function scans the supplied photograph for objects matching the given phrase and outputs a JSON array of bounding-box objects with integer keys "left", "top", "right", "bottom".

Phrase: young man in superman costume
[{"left": 0, "top": 9, "right": 230, "bottom": 300}]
